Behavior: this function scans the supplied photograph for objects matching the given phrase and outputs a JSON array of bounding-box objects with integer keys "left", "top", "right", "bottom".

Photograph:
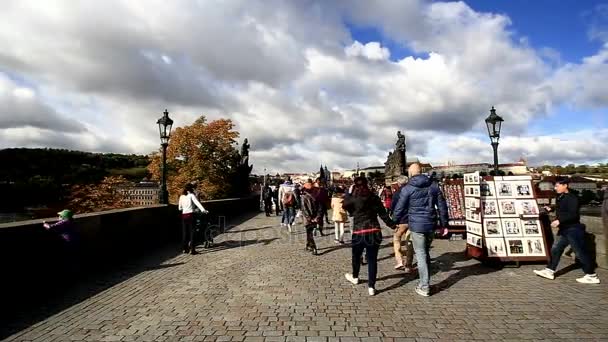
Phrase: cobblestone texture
[{"left": 4, "top": 213, "right": 608, "bottom": 341}]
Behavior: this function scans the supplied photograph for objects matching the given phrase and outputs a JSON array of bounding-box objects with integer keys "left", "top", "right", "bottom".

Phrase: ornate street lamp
[
  {"left": 157, "top": 109, "right": 173, "bottom": 204},
  {"left": 485, "top": 106, "right": 504, "bottom": 173}
]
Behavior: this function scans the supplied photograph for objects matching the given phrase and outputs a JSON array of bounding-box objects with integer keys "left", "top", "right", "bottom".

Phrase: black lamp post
[
  {"left": 157, "top": 109, "right": 173, "bottom": 204},
  {"left": 485, "top": 106, "right": 504, "bottom": 174}
]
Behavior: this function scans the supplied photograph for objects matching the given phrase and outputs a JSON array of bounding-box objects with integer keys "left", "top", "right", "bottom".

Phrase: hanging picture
[
  {"left": 522, "top": 219, "right": 542, "bottom": 236},
  {"left": 522, "top": 238, "right": 546, "bottom": 256},
  {"left": 498, "top": 199, "right": 518, "bottom": 217},
  {"left": 467, "top": 234, "right": 483, "bottom": 248},
  {"left": 502, "top": 219, "right": 522, "bottom": 236},
  {"left": 485, "top": 238, "right": 507, "bottom": 257},
  {"left": 480, "top": 181, "right": 496, "bottom": 198},
  {"left": 506, "top": 238, "right": 525, "bottom": 256},
  {"left": 464, "top": 172, "right": 480, "bottom": 185},
  {"left": 513, "top": 181, "right": 533, "bottom": 198},
  {"left": 465, "top": 185, "right": 480, "bottom": 197},
  {"left": 517, "top": 199, "right": 539, "bottom": 216},
  {"left": 466, "top": 208, "right": 481, "bottom": 223},
  {"left": 465, "top": 197, "right": 480, "bottom": 210},
  {"left": 481, "top": 199, "right": 499, "bottom": 217},
  {"left": 466, "top": 221, "right": 482, "bottom": 235},
  {"left": 483, "top": 218, "right": 503, "bottom": 236},
  {"left": 496, "top": 182, "right": 514, "bottom": 198}
]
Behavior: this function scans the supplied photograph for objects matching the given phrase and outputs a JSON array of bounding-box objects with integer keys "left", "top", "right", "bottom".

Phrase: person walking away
[
  {"left": 272, "top": 186, "right": 281, "bottom": 216},
  {"left": 390, "top": 176, "right": 415, "bottom": 272},
  {"left": 280, "top": 181, "right": 297, "bottom": 232},
  {"left": 279, "top": 179, "right": 295, "bottom": 229},
  {"left": 312, "top": 178, "right": 330, "bottom": 235},
  {"left": 178, "top": 184, "right": 208, "bottom": 255},
  {"left": 380, "top": 185, "right": 393, "bottom": 216},
  {"left": 393, "top": 163, "right": 449, "bottom": 297},
  {"left": 263, "top": 184, "right": 273, "bottom": 217},
  {"left": 301, "top": 180, "right": 321, "bottom": 255},
  {"left": 534, "top": 178, "right": 600, "bottom": 284},
  {"left": 331, "top": 187, "right": 348, "bottom": 243},
  {"left": 343, "top": 177, "right": 395, "bottom": 296}
]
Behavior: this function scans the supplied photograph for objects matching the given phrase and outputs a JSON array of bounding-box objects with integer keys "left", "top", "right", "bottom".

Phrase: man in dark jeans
[
  {"left": 534, "top": 178, "right": 600, "bottom": 284},
  {"left": 301, "top": 180, "right": 321, "bottom": 255}
]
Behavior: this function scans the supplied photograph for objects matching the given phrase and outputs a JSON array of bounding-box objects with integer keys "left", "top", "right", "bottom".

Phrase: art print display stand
[
  {"left": 464, "top": 172, "right": 549, "bottom": 265},
  {"left": 441, "top": 179, "right": 466, "bottom": 233}
]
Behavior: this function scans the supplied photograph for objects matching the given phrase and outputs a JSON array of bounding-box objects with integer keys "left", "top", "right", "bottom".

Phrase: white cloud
[{"left": 0, "top": 0, "right": 606, "bottom": 173}]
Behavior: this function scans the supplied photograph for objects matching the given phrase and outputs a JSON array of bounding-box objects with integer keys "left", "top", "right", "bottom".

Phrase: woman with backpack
[
  {"left": 343, "top": 177, "right": 395, "bottom": 296},
  {"left": 178, "top": 184, "right": 208, "bottom": 255}
]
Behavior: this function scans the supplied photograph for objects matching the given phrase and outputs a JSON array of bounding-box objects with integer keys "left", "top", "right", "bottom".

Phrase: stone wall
[{"left": 0, "top": 196, "right": 259, "bottom": 308}]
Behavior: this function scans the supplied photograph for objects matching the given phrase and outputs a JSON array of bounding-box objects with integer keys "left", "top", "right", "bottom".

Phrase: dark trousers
[
  {"left": 305, "top": 223, "right": 317, "bottom": 250},
  {"left": 182, "top": 214, "right": 195, "bottom": 252},
  {"left": 274, "top": 200, "right": 281, "bottom": 215},
  {"left": 549, "top": 226, "right": 595, "bottom": 274},
  {"left": 352, "top": 232, "right": 382, "bottom": 289},
  {"left": 264, "top": 200, "right": 272, "bottom": 216}
]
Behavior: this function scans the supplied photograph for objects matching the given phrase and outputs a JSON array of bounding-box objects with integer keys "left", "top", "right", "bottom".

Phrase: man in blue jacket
[{"left": 393, "top": 163, "right": 449, "bottom": 297}]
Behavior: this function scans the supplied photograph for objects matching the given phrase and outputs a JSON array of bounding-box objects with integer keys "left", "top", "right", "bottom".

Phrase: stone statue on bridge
[{"left": 384, "top": 131, "right": 407, "bottom": 184}]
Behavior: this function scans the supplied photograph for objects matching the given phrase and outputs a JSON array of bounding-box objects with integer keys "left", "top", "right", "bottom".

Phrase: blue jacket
[
  {"left": 390, "top": 185, "right": 407, "bottom": 225},
  {"left": 393, "top": 175, "right": 449, "bottom": 233}
]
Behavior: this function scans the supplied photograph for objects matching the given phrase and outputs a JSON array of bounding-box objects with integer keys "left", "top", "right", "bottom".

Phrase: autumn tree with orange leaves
[
  {"left": 147, "top": 116, "right": 242, "bottom": 204},
  {"left": 68, "top": 175, "right": 132, "bottom": 213}
]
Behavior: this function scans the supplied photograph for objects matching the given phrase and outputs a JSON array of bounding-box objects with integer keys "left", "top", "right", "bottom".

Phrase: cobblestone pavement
[{"left": 5, "top": 213, "right": 608, "bottom": 342}]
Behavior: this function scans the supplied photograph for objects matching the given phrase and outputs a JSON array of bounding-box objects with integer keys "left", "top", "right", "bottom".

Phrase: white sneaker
[
  {"left": 368, "top": 288, "right": 376, "bottom": 296},
  {"left": 576, "top": 274, "right": 601, "bottom": 284},
  {"left": 415, "top": 286, "right": 429, "bottom": 297},
  {"left": 533, "top": 268, "right": 555, "bottom": 280},
  {"left": 344, "top": 273, "right": 359, "bottom": 285}
]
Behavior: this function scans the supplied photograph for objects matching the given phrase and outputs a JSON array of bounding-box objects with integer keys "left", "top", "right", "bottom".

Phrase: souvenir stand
[
  {"left": 464, "top": 172, "right": 549, "bottom": 265},
  {"left": 441, "top": 179, "right": 466, "bottom": 234}
]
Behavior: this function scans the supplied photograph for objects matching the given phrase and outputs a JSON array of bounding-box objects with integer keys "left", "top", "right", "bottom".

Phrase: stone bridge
[{"left": 2, "top": 207, "right": 607, "bottom": 341}]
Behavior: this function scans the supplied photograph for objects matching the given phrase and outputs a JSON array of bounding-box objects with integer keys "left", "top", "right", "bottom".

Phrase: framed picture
[
  {"left": 483, "top": 218, "right": 503, "bottom": 237},
  {"left": 517, "top": 199, "right": 539, "bottom": 216},
  {"left": 467, "top": 233, "right": 483, "bottom": 248},
  {"left": 485, "top": 237, "right": 507, "bottom": 257},
  {"left": 522, "top": 218, "right": 542, "bottom": 236},
  {"left": 498, "top": 199, "right": 518, "bottom": 217},
  {"left": 466, "top": 221, "right": 482, "bottom": 235},
  {"left": 522, "top": 237, "right": 546, "bottom": 256},
  {"left": 481, "top": 199, "right": 499, "bottom": 217},
  {"left": 465, "top": 185, "right": 480, "bottom": 197},
  {"left": 464, "top": 172, "right": 480, "bottom": 185},
  {"left": 480, "top": 181, "right": 496, "bottom": 198},
  {"left": 496, "top": 182, "right": 514, "bottom": 198},
  {"left": 513, "top": 181, "right": 533, "bottom": 198},
  {"left": 466, "top": 209, "right": 481, "bottom": 223},
  {"left": 465, "top": 197, "right": 480, "bottom": 210},
  {"left": 506, "top": 238, "right": 526, "bottom": 256},
  {"left": 502, "top": 219, "right": 522, "bottom": 236}
]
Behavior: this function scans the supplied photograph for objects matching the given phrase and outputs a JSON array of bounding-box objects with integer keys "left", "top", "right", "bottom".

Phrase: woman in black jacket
[{"left": 343, "top": 177, "right": 395, "bottom": 295}]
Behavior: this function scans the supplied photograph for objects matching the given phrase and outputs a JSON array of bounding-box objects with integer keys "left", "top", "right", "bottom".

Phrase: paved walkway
[{"left": 5, "top": 213, "right": 608, "bottom": 342}]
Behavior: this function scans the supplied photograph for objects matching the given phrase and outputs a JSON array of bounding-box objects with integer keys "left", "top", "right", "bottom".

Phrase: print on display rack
[
  {"left": 480, "top": 181, "right": 496, "bottom": 197},
  {"left": 465, "top": 185, "right": 480, "bottom": 197},
  {"left": 496, "top": 181, "right": 515, "bottom": 198},
  {"left": 522, "top": 219, "right": 542, "bottom": 236},
  {"left": 483, "top": 218, "right": 503, "bottom": 237},
  {"left": 506, "top": 238, "right": 526, "bottom": 257},
  {"left": 481, "top": 199, "right": 499, "bottom": 217},
  {"left": 485, "top": 237, "right": 507, "bottom": 257},
  {"left": 514, "top": 181, "right": 533, "bottom": 198},
  {"left": 467, "top": 234, "right": 483, "bottom": 248},
  {"left": 502, "top": 218, "right": 522, "bottom": 237},
  {"left": 466, "top": 221, "right": 482, "bottom": 236},
  {"left": 522, "top": 238, "right": 546, "bottom": 256},
  {"left": 498, "top": 199, "right": 518, "bottom": 217},
  {"left": 517, "top": 199, "right": 539, "bottom": 216},
  {"left": 466, "top": 208, "right": 481, "bottom": 223}
]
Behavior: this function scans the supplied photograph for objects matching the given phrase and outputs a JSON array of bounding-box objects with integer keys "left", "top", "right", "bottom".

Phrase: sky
[{"left": 0, "top": 0, "right": 607, "bottom": 174}]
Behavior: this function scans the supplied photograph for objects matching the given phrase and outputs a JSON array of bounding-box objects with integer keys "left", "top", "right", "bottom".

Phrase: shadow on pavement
[{"left": 0, "top": 211, "right": 262, "bottom": 340}]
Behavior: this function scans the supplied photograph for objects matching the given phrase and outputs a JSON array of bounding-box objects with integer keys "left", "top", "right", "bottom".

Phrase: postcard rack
[
  {"left": 441, "top": 179, "right": 466, "bottom": 233},
  {"left": 463, "top": 172, "right": 549, "bottom": 263}
]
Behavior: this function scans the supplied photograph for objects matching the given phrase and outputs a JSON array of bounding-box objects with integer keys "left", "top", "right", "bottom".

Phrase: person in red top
[
  {"left": 342, "top": 177, "right": 395, "bottom": 296},
  {"left": 380, "top": 185, "right": 393, "bottom": 215}
]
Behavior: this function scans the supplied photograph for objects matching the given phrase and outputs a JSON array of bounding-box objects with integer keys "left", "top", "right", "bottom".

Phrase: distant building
[
  {"left": 431, "top": 160, "right": 529, "bottom": 178},
  {"left": 117, "top": 182, "right": 160, "bottom": 207},
  {"left": 537, "top": 175, "right": 598, "bottom": 194}
]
